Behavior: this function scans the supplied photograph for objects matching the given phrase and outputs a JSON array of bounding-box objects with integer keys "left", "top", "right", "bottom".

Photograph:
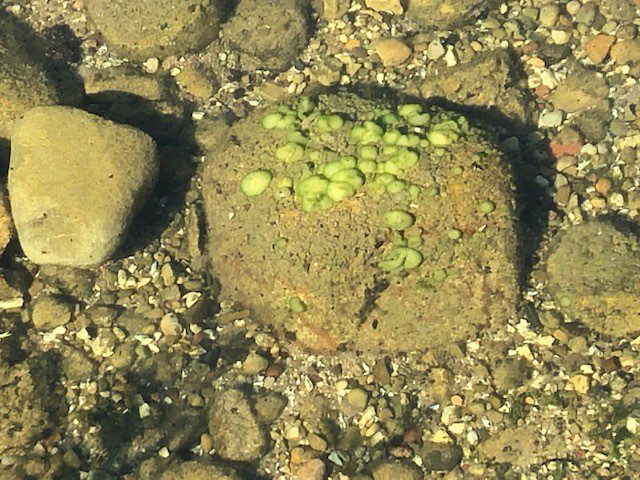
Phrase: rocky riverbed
[{"left": 1, "top": 0, "right": 640, "bottom": 479}]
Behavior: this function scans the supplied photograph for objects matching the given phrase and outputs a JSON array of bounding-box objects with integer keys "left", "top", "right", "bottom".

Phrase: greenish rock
[
  {"left": 159, "top": 460, "right": 242, "bottom": 480},
  {"left": 420, "top": 442, "right": 463, "bottom": 472},
  {"left": 406, "top": 0, "right": 498, "bottom": 30}
]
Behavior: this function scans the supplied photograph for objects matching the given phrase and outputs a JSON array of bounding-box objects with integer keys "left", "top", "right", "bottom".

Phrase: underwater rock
[
  {"left": 203, "top": 92, "right": 519, "bottom": 352},
  {"left": 545, "top": 220, "right": 640, "bottom": 336},
  {"left": 84, "top": 0, "right": 223, "bottom": 61},
  {"left": 223, "top": 0, "right": 310, "bottom": 71},
  {"left": 9, "top": 106, "right": 158, "bottom": 267},
  {"left": 0, "top": 13, "right": 60, "bottom": 140}
]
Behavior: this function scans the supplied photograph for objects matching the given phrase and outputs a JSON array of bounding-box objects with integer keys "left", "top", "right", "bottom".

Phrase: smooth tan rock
[
  {"left": 611, "top": 40, "right": 640, "bottom": 65},
  {"left": 585, "top": 34, "right": 615, "bottom": 64},
  {"left": 374, "top": 38, "right": 412, "bottom": 66},
  {"left": 9, "top": 107, "right": 158, "bottom": 267},
  {"left": 366, "top": 0, "right": 404, "bottom": 14}
]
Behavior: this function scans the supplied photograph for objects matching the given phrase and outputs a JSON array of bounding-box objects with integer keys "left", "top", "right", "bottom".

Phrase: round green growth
[
  {"left": 331, "top": 168, "right": 365, "bottom": 190},
  {"left": 240, "top": 169, "right": 273, "bottom": 196},
  {"left": 407, "top": 236, "right": 423, "bottom": 248},
  {"left": 276, "top": 142, "right": 305, "bottom": 163},
  {"left": 383, "top": 210, "right": 415, "bottom": 230},
  {"left": 383, "top": 129, "right": 401, "bottom": 145},
  {"left": 425, "top": 185, "right": 440, "bottom": 197},
  {"left": 431, "top": 268, "right": 448, "bottom": 282},
  {"left": 357, "top": 159, "right": 377, "bottom": 174},
  {"left": 350, "top": 121, "right": 384, "bottom": 145},
  {"left": 396, "top": 134, "right": 421, "bottom": 148},
  {"left": 451, "top": 165, "right": 464, "bottom": 175},
  {"left": 398, "top": 104, "right": 422, "bottom": 119},
  {"left": 359, "top": 145, "right": 378, "bottom": 160},
  {"left": 408, "top": 184, "right": 422, "bottom": 198},
  {"left": 558, "top": 296, "right": 572, "bottom": 308},
  {"left": 288, "top": 296, "right": 306, "bottom": 313},
  {"left": 327, "top": 181, "right": 356, "bottom": 202},
  {"left": 448, "top": 229, "right": 462, "bottom": 240},
  {"left": 479, "top": 200, "right": 496, "bottom": 214},
  {"left": 287, "top": 130, "right": 308, "bottom": 145},
  {"left": 315, "top": 114, "right": 344, "bottom": 133},
  {"left": 379, "top": 246, "right": 423, "bottom": 272},
  {"left": 391, "top": 149, "right": 419, "bottom": 170},
  {"left": 386, "top": 179, "right": 406, "bottom": 195},
  {"left": 297, "top": 175, "right": 330, "bottom": 200},
  {"left": 427, "top": 119, "right": 461, "bottom": 147},
  {"left": 262, "top": 112, "right": 297, "bottom": 130}
]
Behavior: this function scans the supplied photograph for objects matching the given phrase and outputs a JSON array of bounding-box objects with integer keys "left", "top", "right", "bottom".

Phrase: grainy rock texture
[
  {"left": 8, "top": 106, "right": 158, "bottom": 267},
  {"left": 208, "top": 389, "right": 268, "bottom": 462},
  {"left": 0, "top": 14, "right": 59, "bottom": 139},
  {"left": 420, "top": 49, "right": 533, "bottom": 129},
  {"left": 84, "top": 0, "right": 223, "bottom": 61},
  {"left": 159, "top": 461, "right": 241, "bottom": 480},
  {"left": 406, "top": 0, "right": 498, "bottom": 30},
  {"left": 0, "top": 188, "right": 14, "bottom": 257},
  {"left": 545, "top": 221, "right": 640, "bottom": 336},
  {"left": 203, "top": 93, "right": 519, "bottom": 352},
  {"left": 223, "top": 0, "right": 310, "bottom": 71}
]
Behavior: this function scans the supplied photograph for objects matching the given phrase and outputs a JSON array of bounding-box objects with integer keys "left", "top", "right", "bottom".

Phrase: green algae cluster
[
  {"left": 244, "top": 97, "right": 468, "bottom": 215},
  {"left": 239, "top": 97, "right": 481, "bottom": 274}
]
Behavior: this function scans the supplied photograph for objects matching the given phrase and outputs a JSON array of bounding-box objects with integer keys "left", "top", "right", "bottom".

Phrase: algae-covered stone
[
  {"left": 372, "top": 459, "right": 423, "bottom": 480},
  {"left": 545, "top": 221, "right": 640, "bottom": 337},
  {"left": 0, "top": 13, "right": 59, "bottom": 139},
  {"left": 9, "top": 106, "right": 158, "bottom": 267},
  {"left": 406, "top": 0, "right": 498, "bottom": 30},
  {"left": 84, "top": 0, "right": 223, "bottom": 61},
  {"left": 223, "top": 0, "right": 310, "bottom": 71},
  {"left": 203, "top": 93, "right": 519, "bottom": 352}
]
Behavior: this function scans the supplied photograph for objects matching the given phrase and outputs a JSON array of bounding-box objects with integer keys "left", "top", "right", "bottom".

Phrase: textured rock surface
[
  {"left": 9, "top": 106, "right": 158, "bottom": 267},
  {"left": 406, "top": 0, "right": 498, "bottom": 30},
  {"left": 223, "top": 0, "right": 310, "bottom": 71},
  {"left": 545, "top": 221, "right": 640, "bottom": 336},
  {"left": 420, "top": 49, "right": 533, "bottom": 130},
  {"left": 0, "top": 14, "right": 59, "bottom": 140},
  {"left": 159, "top": 461, "right": 241, "bottom": 480},
  {"left": 203, "top": 93, "right": 519, "bottom": 352},
  {"left": 208, "top": 389, "right": 267, "bottom": 462},
  {"left": 0, "top": 187, "right": 14, "bottom": 257},
  {"left": 84, "top": 0, "right": 222, "bottom": 61}
]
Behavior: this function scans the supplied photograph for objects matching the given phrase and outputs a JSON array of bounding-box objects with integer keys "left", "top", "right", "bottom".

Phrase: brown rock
[
  {"left": 585, "top": 34, "right": 615, "bottom": 64},
  {"left": 0, "top": 188, "right": 14, "bottom": 258},
  {"left": 406, "top": 0, "right": 497, "bottom": 29},
  {"left": 294, "top": 459, "right": 326, "bottom": 480},
  {"left": 373, "top": 38, "right": 412, "bottom": 67},
  {"left": 552, "top": 64, "right": 609, "bottom": 113},
  {"left": 611, "top": 40, "right": 640, "bottom": 65}
]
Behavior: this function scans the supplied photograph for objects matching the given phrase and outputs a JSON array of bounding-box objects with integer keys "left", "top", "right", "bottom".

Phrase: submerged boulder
[
  {"left": 9, "top": 106, "right": 158, "bottom": 267},
  {"left": 84, "top": 0, "right": 223, "bottom": 61},
  {"left": 545, "top": 220, "right": 640, "bottom": 336},
  {"left": 0, "top": 14, "right": 60, "bottom": 140},
  {"left": 203, "top": 92, "right": 519, "bottom": 352}
]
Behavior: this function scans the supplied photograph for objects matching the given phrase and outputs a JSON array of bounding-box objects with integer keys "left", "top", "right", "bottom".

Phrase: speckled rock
[
  {"left": 84, "top": 0, "right": 223, "bottom": 61},
  {"left": 545, "top": 220, "right": 640, "bottom": 337},
  {"left": 9, "top": 106, "right": 158, "bottom": 267},
  {"left": 159, "top": 461, "right": 241, "bottom": 480},
  {"left": 0, "top": 13, "right": 59, "bottom": 140},
  {"left": 372, "top": 459, "right": 424, "bottom": 480},
  {"left": 223, "top": 0, "right": 310, "bottom": 71},
  {"left": 208, "top": 389, "right": 267, "bottom": 462},
  {"left": 406, "top": 0, "right": 498, "bottom": 30}
]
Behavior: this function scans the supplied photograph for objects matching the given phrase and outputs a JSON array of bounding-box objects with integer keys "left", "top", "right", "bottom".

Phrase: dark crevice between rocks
[{"left": 357, "top": 277, "right": 390, "bottom": 329}]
